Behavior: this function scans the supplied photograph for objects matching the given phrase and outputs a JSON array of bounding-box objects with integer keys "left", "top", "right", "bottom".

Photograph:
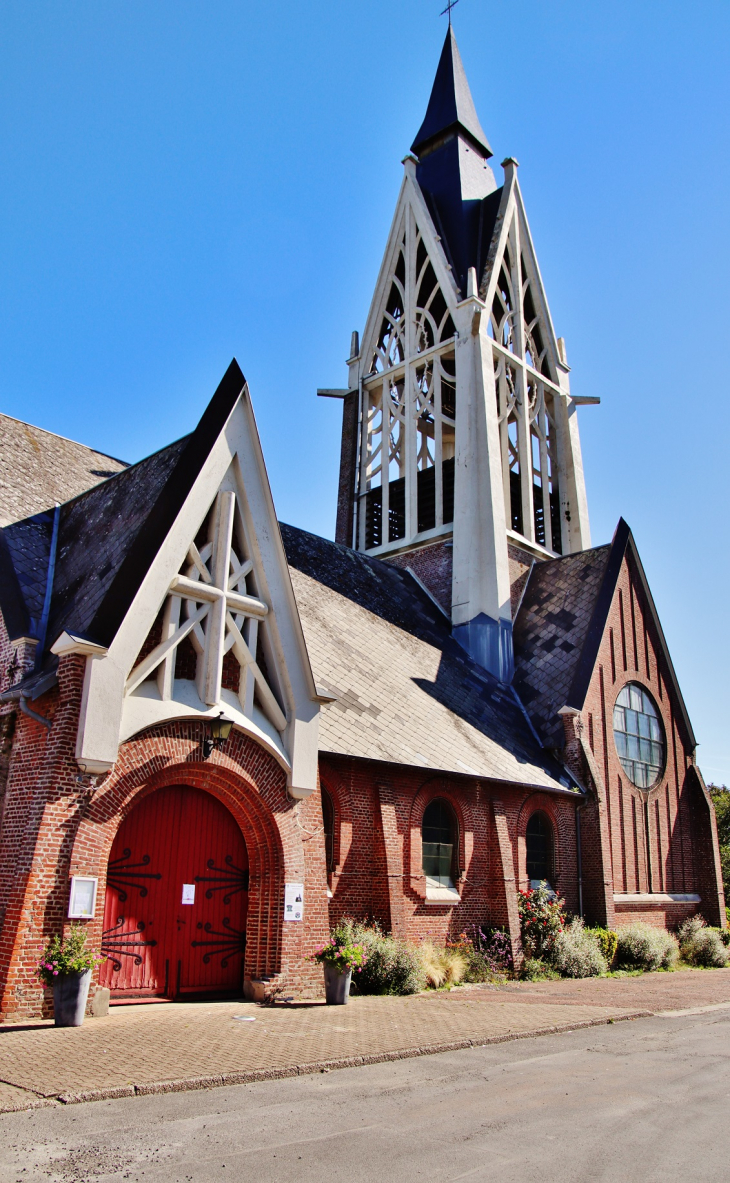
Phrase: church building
[{"left": 0, "top": 28, "right": 723, "bottom": 1019}]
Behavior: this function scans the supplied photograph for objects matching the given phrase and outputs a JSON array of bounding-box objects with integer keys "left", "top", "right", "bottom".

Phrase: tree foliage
[{"left": 708, "top": 784, "right": 730, "bottom": 902}]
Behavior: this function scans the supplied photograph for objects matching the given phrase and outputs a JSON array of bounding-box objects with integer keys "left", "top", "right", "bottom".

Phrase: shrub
[
  {"left": 37, "top": 925, "right": 103, "bottom": 987},
  {"left": 677, "top": 916, "right": 728, "bottom": 968},
  {"left": 309, "top": 937, "right": 367, "bottom": 973},
  {"left": 454, "top": 927, "right": 513, "bottom": 981},
  {"left": 521, "top": 958, "right": 560, "bottom": 981},
  {"left": 591, "top": 927, "right": 618, "bottom": 967},
  {"left": 517, "top": 883, "right": 565, "bottom": 959},
  {"left": 717, "top": 927, "right": 730, "bottom": 948},
  {"left": 615, "top": 923, "right": 679, "bottom": 971},
  {"left": 692, "top": 930, "right": 727, "bottom": 968},
  {"left": 550, "top": 919, "right": 608, "bottom": 978},
  {"left": 417, "top": 941, "right": 468, "bottom": 988},
  {"left": 333, "top": 919, "right": 425, "bottom": 995}
]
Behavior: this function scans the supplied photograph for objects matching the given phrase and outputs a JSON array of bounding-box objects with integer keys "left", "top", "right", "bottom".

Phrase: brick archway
[
  {"left": 515, "top": 793, "right": 568, "bottom": 892},
  {"left": 70, "top": 745, "right": 289, "bottom": 989},
  {"left": 408, "top": 778, "right": 471, "bottom": 901}
]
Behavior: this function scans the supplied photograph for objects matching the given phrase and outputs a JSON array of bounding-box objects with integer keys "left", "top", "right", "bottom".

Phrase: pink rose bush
[
  {"left": 309, "top": 937, "right": 367, "bottom": 973},
  {"left": 36, "top": 925, "right": 104, "bottom": 987}
]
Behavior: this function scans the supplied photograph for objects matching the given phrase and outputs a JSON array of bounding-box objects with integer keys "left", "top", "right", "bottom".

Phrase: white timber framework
[
  {"left": 354, "top": 189, "right": 460, "bottom": 557},
  {"left": 127, "top": 489, "right": 286, "bottom": 725},
  {"left": 487, "top": 176, "right": 576, "bottom": 555},
  {"left": 350, "top": 160, "right": 591, "bottom": 569},
  {"left": 124, "top": 485, "right": 287, "bottom": 754}
]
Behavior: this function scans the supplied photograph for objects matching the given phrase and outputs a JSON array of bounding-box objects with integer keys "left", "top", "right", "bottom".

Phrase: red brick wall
[
  {"left": 384, "top": 541, "right": 453, "bottom": 615},
  {"left": 508, "top": 543, "right": 537, "bottom": 617},
  {"left": 0, "top": 654, "right": 85, "bottom": 1020},
  {"left": 578, "top": 552, "right": 725, "bottom": 929},
  {"left": 319, "top": 755, "right": 579, "bottom": 949},
  {"left": 0, "top": 685, "right": 331, "bottom": 1019}
]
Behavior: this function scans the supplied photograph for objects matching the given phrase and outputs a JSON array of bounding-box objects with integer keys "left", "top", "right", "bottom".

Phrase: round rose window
[{"left": 613, "top": 683, "right": 665, "bottom": 789}]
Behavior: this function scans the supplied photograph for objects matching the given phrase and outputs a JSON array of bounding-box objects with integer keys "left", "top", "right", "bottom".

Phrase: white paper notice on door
[
  {"left": 284, "top": 882, "right": 303, "bottom": 922},
  {"left": 181, "top": 884, "right": 196, "bottom": 905}
]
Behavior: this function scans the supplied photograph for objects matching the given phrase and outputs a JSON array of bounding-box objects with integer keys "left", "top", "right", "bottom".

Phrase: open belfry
[{"left": 0, "top": 27, "right": 723, "bottom": 1019}]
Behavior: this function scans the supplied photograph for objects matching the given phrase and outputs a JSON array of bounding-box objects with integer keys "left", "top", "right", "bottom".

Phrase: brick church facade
[{"left": 0, "top": 29, "right": 723, "bottom": 1020}]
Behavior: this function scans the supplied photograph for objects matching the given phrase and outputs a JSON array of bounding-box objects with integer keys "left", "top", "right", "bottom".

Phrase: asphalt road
[{"left": 1, "top": 1006, "right": 729, "bottom": 1183}]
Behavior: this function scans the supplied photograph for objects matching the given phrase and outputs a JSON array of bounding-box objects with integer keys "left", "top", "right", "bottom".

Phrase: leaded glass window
[
  {"left": 422, "top": 798, "right": 456, "bottom": 889},
  {"left": 613, "top": 683, "right": 665, "bottom": 789},
  {"left": 526, "top": 811, "right": 553, "bottom": 886},
  {"left": 322, "top": 789, "right": 335, "bottom": 873}
]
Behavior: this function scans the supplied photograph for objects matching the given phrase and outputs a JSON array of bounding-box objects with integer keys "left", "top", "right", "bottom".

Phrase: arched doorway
[{"left": 100, "top": 785, "right": 248, "bottom": 1000}]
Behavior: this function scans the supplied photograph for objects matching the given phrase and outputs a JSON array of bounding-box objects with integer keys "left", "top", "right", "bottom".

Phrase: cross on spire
[{"left": 440, "top": 0, "right": 460, "bottom": 24}]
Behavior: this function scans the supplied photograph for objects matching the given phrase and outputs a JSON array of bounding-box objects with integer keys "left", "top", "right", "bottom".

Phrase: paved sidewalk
[{"left": 1, "top": 967, "right": 729, "bottom": 1113}]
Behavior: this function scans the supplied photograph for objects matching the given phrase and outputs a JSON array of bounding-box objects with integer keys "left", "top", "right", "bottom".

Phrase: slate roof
[
  {"left": 411, "top": 26, "right": 492, "bottom": 159},
  {"left": 0, "top": 413, "right": 127, "bottom": 526},
  {"left": 411, "top": 27, "right": 503, "bottom": 297},
  {"left": 0, "top": 361, "right": 248, "bottom": 675},
  {"left": 281, "top": 523, "right": 572, "bottom": 792},
  {"left": 512, "top": 545, "right": 611, "bottom": 748}
]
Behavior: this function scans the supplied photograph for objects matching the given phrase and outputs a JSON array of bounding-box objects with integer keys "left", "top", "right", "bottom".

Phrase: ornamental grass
[{"left": 416, "top": 940, "right": 468, "bottom": 988}]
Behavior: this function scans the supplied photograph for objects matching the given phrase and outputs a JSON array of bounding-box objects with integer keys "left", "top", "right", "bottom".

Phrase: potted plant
[
  {"left": 310, "top": 936, "right": 367, "bottom": 1005},
  {"left": 37, "top": 925, "right": 104, "bottom": 1027}
]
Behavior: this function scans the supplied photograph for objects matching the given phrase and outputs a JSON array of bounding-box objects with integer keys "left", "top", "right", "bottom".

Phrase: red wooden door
[{"left": 100, "top": 786, "right": 248, "bottom": 999}]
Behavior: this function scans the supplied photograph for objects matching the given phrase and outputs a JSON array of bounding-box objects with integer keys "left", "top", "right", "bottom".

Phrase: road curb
[{"left": 0, "top": 1008, "right": 654, "bottom": 1114}]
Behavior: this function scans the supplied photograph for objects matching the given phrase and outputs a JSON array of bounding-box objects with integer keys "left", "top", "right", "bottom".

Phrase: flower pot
[
  {"left": 52, "top": 969, "right": 92, "bottom": 1027},
  {"left": 323, "top": 963, "right": 352, "bottom": 1005}
]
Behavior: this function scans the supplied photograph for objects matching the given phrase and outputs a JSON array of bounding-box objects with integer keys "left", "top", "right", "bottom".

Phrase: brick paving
[{"left": 0, "top": 967, "right": 728, "bottom": 1112}]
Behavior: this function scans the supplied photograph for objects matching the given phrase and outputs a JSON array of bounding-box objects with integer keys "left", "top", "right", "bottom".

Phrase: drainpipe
[
  {"left": 19, "top": 695, "right": 52, "bottom": 729},
  {"left": 644, "top": 796, "right": 653, "bottom": 893}
]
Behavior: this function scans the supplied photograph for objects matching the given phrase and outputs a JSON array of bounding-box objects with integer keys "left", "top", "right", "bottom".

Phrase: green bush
[
  {"left": 677, "top": 917, "right": 728, "bottom": 968},
  {"left": 591, "top": 927, "right": 618, "bottom": 967},
  {"left": 708, "top": 785, "right": 730, "bottom": 905},
  {"left": 332, "top": 919, "right": 425, "bottom": 995},
  {"left": 616, "top": 923, "right": 678, "bottom": 971},
  {"left": 521, "top": 957, "right": 560, "bottom": 981},
  {"left": 717, "top": 927, "right": 730, "bottom": 948},
  {"left": 550, "top": 919, "right": 608, "bottom": 978}
]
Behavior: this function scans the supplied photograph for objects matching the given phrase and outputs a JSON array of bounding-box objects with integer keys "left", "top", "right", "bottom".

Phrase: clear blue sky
[{"left": 1, "top": 1, "right": 728, "bottom": 783}]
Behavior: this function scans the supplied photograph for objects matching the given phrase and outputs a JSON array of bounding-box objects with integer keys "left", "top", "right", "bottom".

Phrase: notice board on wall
[{"left": 284, "top": 882, "right": 304, "bottom": 921}]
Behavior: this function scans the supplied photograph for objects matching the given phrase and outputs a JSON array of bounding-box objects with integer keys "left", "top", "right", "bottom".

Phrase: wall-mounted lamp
[{"left": 203, "top": 713, "right": 234, "bottom": 759}]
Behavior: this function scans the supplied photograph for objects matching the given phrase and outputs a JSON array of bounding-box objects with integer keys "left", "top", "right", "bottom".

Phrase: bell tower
[{"left": 325, "top": 26, "right": 592, "bottom": 683}]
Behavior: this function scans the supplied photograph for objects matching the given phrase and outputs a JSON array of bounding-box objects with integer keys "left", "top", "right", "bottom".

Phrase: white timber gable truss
[
  {"left": 53, "top": 386, "right": 321, "bottom": 798},
  {"left": 349, "top": 159, "right": 462, "bottom": 556},
  {"left": 481, "top": 161, "right": 591, "bottom": 556}
]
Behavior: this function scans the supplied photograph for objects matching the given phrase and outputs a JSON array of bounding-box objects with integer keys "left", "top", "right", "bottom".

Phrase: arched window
[
  {"left": 422, "top": 798, "right": 457, "bottom": 888},
  {"left": 526, "top": 811, "right": 553, "bottom": 887},
  {"left": 321, "top": 789, "right": 335, "bottom": 873}
]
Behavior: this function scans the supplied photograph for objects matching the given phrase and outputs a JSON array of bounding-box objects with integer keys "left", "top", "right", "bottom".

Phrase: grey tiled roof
[
  {"left": 1, "top": 437, "right": 189, "bottom": 658},
  {"left": 281, "top": 524, "right": 570, "bottom": 791},
  {"left": 0, "top": 414, "right": 127, "bottom": 526},
  {"left": 512, "top": 545, "right": 611, "bottom": 747},
  {"left": 0, "top": 359, "right": 249, "bottom": 669}
]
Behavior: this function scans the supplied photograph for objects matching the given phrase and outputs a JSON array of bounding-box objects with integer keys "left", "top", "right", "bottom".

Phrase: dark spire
[{"left": 411, "top": 25, "right": 492, "bottom": 160}]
